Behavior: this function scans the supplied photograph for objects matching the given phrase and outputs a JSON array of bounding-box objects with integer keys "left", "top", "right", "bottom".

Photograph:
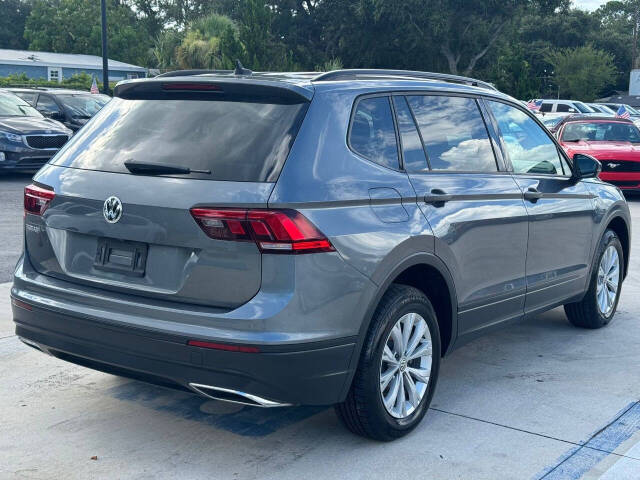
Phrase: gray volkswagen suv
[{"left": 11, "top": 69, "right": 631, "bottom": 441}]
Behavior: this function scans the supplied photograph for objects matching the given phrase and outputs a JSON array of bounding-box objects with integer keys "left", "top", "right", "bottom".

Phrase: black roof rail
[
  {"left": 313, "top": 69, "right": 497, "bottom": 91},
  {"left": 155, "top": 69, "right": 234, "bottom": 78}
]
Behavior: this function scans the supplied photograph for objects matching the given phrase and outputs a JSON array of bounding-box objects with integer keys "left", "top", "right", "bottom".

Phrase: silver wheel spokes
[
  {"left": 596, "top": 245, "right": 620, "bottom": 316},
  {"left": 379, "top": 312, "right": 432, "bottom": 419}
]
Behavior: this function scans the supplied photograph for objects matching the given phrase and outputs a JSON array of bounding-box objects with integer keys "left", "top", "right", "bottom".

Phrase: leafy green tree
[
  {"left": 0, "top": 0, "right": 32, "bottom": 49},
  {"left": 24, "top": 0, "right": 152, "bottom": 66},
  {"left": 235, "top": 0, "right": 293, "bottom": 70},
  {"left": 152, "top": 29, "right": 183, "bottom": 69},
  {"left": 175, "top": 13, "right": 237, "bottom": 69},
  {"left": 545, "top": 45, "right": 616, "bottom": 100}
]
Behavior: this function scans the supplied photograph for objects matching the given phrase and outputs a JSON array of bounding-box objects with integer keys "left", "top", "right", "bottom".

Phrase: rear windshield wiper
[{"left": 124, "top": 160, "right": 211, "bottom": 175}]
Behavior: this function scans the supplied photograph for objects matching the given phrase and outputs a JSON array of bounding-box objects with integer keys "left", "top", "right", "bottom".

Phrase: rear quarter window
[
  {"left": 51, "top": 97, "right": 308, "bottom": 182},
  {"left": 349, "top": 96, "right": 400, "bottom": 169}
]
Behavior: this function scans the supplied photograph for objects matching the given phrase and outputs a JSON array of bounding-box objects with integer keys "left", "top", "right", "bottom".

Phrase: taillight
[
  {"left": 162, "top": 83, "right": 222, "bottom": 91},
  {"left": 190, "top": 208, "right": 335, "bottom": 254},
  {"left": 24, "top": 184, "right": 55, "bottom": 216}
]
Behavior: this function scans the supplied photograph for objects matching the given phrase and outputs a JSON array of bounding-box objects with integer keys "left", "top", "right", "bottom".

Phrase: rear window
[{"left": 52, "top": 97, "right": 308, "bottom": 182}]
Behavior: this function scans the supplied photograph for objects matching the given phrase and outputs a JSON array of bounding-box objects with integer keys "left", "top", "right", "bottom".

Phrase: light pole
[{"left": 100, "top": 0, "right": 109, "bottom": 94}]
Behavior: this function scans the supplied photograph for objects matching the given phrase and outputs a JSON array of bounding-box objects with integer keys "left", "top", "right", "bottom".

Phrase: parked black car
[
  {"left": 0, "top": 90, "right": 72, "bottom": 171},
  {"left": 9, "top": 88, "right": 110, "bottom": 131}
]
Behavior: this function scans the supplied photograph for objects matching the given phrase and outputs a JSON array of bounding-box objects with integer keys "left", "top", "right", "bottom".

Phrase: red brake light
[
  {"left": 162, "top": 83, "right": 222, "bottom": 91},
  {"left": 24, "top": 184, "right": 55, "bottom": 216},
  {"left": 190, "top": 208, "right": 335, "bottom": 254}
]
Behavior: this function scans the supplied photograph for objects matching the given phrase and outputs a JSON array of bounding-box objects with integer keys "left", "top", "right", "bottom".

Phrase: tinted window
[
  {"left": 487, "top": 100, "right": 568, "bottom": 175},
  {"left": 37, "top": 95, "right": 62, "bottom": 114},
  {"left": 556, "top": 104, "right": 572, "bottom": 113},
  {"left": 540, "top": 103, "right": 553, "bottom": 113},
  {"left": 392, "top": 96, "right": 428, "bottom": 172},
  {"left": 58, "top": 94, "right": 109, "bottom": 119},
  {"left": 407, "top": 95, "right": 497, "bottom": 172},
  {"left": 52, "top": 97, "right": 308, "bottom": 182},
  {"left": 350, "top": 96, "right": 399, "bottom": 169}
]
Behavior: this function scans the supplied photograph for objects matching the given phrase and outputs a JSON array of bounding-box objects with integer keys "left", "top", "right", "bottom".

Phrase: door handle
[
  {"left": 523, "top": 187, "right": 543, "bottom": 202},
  {"left": 424, "top": 189, "right": 453, "bottom": 205}
]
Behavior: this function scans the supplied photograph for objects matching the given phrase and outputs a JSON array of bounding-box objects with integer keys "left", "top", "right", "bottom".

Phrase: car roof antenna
[{"left": 234, "top": 60, "right": 252, "bottom": 76}]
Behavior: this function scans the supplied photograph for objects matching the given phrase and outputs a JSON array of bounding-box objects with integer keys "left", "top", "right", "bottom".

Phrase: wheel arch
[
  {"left": 338, "top": 253, "right": 458, "bottom": 402},
  {"left": 606, "top": 215, "right": 630, "bottom": 279}
]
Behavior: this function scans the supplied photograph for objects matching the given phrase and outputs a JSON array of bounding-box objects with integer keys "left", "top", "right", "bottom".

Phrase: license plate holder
[{"left": 94, "top": 238, "right": 148, "bottom": 277}]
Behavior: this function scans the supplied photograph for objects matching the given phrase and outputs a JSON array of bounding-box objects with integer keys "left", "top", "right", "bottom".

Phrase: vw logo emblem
[{"left": 103, "top": 196, "right": 123, "bottom": 224}]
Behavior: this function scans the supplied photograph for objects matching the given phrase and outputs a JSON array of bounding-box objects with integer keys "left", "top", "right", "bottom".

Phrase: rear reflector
[
  {"left": 24, "top": 184, "right": 55, "bottom": 216},
  {"left": 187, "top": 340, "right": 260, "bottom": 353},
  {"left": 11, "top": 298, "right": 32, "bottom": 311},
  {"left": 190, "top": 208, "right": 335, "bottom": 254},
  {"left": 162, "top": 83, "right": 222, "bottom": 91}
]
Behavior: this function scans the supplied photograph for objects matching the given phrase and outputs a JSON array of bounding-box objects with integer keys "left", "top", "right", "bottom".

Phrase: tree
[
  {"left": 175, "top": 13, "right": 237, "bottom": 69},
  {"left": 24, "top": 0, "right": 153, "bottom": 66},
  {"left": 0, "top": 0, "right": 32, "bottom": 50},
  {"left": 152, "top": 29, "right": 183, "bottom": 69},
  {"left": 235, "top": 0, "right": 293, "bottom": 70},
  {"left": 545, "top": 45, "right": 616, "bottom": 100}
]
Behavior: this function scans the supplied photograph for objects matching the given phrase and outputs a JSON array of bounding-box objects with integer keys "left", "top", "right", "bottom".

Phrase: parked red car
[{"left": 555, "top": 116, "right": 640, "bottom": 191}]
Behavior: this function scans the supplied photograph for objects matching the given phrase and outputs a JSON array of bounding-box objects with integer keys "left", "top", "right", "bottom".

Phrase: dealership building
[{"left": 0, "top": 49, "right": 146, "bottom": 83}]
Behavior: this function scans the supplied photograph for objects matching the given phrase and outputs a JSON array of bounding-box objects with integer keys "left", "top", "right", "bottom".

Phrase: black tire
[
  {"left": 564, "top": 229, "right": 623, "bottom": 329},
  {"left": 335, "top": 284, "right": 441, "bottom": 441}
]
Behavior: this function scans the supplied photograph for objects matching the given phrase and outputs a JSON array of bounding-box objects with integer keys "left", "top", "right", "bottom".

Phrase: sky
[{"left": 573, "top": 0, "right": 607, "bottom": 11}]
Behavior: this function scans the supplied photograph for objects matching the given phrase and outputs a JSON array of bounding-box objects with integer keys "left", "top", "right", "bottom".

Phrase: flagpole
[{"left": 100, "top": 0, "right": 109, "bottom": 95}]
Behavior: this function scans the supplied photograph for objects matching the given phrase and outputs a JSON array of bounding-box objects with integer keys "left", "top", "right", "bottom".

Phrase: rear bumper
[{"left": 13, "top": 299, "right": 355, "bottom": 406}]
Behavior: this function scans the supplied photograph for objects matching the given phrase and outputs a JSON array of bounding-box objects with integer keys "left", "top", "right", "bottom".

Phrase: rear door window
[
  {"left": 349, "top": 96, "right": 399, "bottom": 169},
  {"left": 51, "top": 98, "right": 308, "bottom": 182},
  {"left": 392, "top": 96, "right": 428, "bottom": 172},
  {"left": 406, "top": 95, "right": 498, "bottom": 172}
]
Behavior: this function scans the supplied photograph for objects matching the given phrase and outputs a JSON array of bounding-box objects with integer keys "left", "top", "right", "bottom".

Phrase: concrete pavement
[{"left": 2, "top": 200, "right": 640, "bottom": 479}]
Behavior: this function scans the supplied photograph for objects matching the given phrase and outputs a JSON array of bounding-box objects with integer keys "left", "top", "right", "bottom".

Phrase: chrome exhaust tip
[{"left": 188, "top": 383, "right": 291, "bottom": 408}]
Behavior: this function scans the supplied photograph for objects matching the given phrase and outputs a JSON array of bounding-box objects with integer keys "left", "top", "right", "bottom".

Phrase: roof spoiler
[{"left": 114, "top": 77, "right": 313, "bottom": 103}]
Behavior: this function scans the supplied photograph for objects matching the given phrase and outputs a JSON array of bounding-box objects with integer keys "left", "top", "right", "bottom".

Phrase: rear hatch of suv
[{"left": 24, "top": 77, "right": 312, "bottom": 308}]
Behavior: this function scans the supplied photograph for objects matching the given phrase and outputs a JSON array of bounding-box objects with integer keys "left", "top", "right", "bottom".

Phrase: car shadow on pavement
[{"left": 108, "top": 380, "right": 327, "bottom": 437}]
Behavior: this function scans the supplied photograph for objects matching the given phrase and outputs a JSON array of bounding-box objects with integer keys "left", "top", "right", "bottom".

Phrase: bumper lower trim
[{"left": 189, "top": 383, "right": 292, "bottom": 407}]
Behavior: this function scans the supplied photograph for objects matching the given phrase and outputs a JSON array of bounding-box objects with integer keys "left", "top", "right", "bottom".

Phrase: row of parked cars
[
  {"left": 526, "top": 98, "right": 640, "bottom": 192},
  {"left": 0, "top": 87, "right": 109, "bottom": 172}
]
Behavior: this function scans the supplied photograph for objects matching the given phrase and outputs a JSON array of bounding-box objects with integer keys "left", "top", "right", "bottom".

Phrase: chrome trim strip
[{"left": 188, "top": 383, "right": 292, "bottom": 408}]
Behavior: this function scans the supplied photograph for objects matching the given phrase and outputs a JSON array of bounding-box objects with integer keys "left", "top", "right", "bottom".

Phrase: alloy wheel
[
  {"left": 379, "top": 312, "right": 433, "bottom": 419},
  {"left": 596, "top": 245, "right": 620, "bottom": 317}
]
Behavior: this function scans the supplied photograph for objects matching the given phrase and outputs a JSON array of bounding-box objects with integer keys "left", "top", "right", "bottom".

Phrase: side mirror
[{"left": 573, "top": 153, "right": 601, "bottom": 179}]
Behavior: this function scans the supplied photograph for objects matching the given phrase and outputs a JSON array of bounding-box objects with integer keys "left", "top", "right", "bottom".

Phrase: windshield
[
  {"left": 574, "top": 102, "right": 594, "bottom": 113},
  {"left": 540, "top": 116, "right": 565, "bottom": 128},
  {"left": 58, "top": 94, "right": 110, "bottom": 119},
  {"left": 52, "top": 97, "right": 308, "bottom": 182},
  {"left": 562, "top": 122, "right": 640, "bottom": 143},
  {"left": 0, "top": 93, "right": 43, "bottom": 117},
  {"left": 624, "top": 104, "right": 640, "bottom": 115}
]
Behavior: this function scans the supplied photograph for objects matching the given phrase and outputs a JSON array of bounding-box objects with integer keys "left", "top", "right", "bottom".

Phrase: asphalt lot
[
  {"left": 0, "top": 172, "right": 30, "bottom": 283},
  {"left": 1, "top": 177, "right": 640, "bottom": 479}
]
